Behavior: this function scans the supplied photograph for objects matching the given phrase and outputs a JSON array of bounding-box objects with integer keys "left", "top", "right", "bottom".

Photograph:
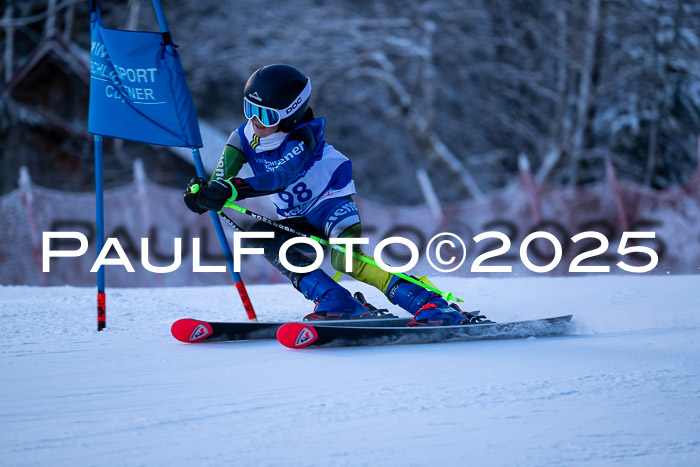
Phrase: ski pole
[
  {"left": 221, "top": 201, "right": 464, "bottom": 303},
  {"left": 187, "top": 181, "right": 257, "bottom": 321},
  {"left": 216, "top": 209, "right": 246, "bottom": 233}
]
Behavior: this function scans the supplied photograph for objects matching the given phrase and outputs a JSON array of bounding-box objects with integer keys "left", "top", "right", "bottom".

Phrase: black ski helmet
[{"left": 243, "top": 64, "right": 312, "bottom": 133}]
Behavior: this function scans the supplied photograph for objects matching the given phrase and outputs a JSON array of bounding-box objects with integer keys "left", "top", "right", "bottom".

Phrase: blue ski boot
[
  {"left": 298, "top": 270, "right": 369, "bottom": 320},
  {"left": 385, "top": 276, "right": 484, "bottom": 326}
]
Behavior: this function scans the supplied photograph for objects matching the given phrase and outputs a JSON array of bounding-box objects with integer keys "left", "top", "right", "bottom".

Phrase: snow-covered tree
[{"left": 2, "top": 0, "right": 698, "bottom": 201}]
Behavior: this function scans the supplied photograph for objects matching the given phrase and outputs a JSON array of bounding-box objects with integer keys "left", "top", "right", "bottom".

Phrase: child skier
[{"left": 184, "top": 64, "right": 475, "bottom": 325}]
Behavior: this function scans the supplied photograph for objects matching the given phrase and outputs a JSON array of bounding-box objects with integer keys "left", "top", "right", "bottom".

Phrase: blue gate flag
[{"left": 88, "top": 8, "right": 202, "bottom": 148}]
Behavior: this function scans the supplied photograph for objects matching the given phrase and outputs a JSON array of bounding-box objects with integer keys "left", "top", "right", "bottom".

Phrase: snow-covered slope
[{"left": 1, "top": 275, "right": 699, "bottom": 466}]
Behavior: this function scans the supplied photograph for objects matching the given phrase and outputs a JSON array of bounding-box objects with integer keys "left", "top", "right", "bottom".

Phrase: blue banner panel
[{"left": 88, "top": 14, "right": 202, "bottom": 148}]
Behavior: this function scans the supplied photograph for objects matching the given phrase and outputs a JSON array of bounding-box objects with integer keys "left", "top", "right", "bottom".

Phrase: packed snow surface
[{"left": 1, "top": 275, "right": 699, "bottom": 466}]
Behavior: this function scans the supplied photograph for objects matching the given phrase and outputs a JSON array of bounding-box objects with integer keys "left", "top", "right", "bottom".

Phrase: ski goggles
[
  {"left": 243, "top": 78, "right": 312, "bottom": 127},
  {"left": 244, "top": 99, "right": 282, "bottom": 127}
]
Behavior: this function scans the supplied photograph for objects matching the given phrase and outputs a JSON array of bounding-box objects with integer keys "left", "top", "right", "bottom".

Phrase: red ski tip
[
  {"left": 277, "top": 323, "right": 318, "bottom": 349},
  {"left": 171, "top": 319, "right": 213, "bottom": 343}
]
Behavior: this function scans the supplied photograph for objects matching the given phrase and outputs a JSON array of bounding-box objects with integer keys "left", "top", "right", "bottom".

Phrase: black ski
[
  {"left": 171, "top": 316, "right": 411, "bottom": 343},
  {"left": 171, "top": 292, "right": 405, "bottom": 343},
  {"left": 277, "top": 315, "right": 574, "bottom": 349}
]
